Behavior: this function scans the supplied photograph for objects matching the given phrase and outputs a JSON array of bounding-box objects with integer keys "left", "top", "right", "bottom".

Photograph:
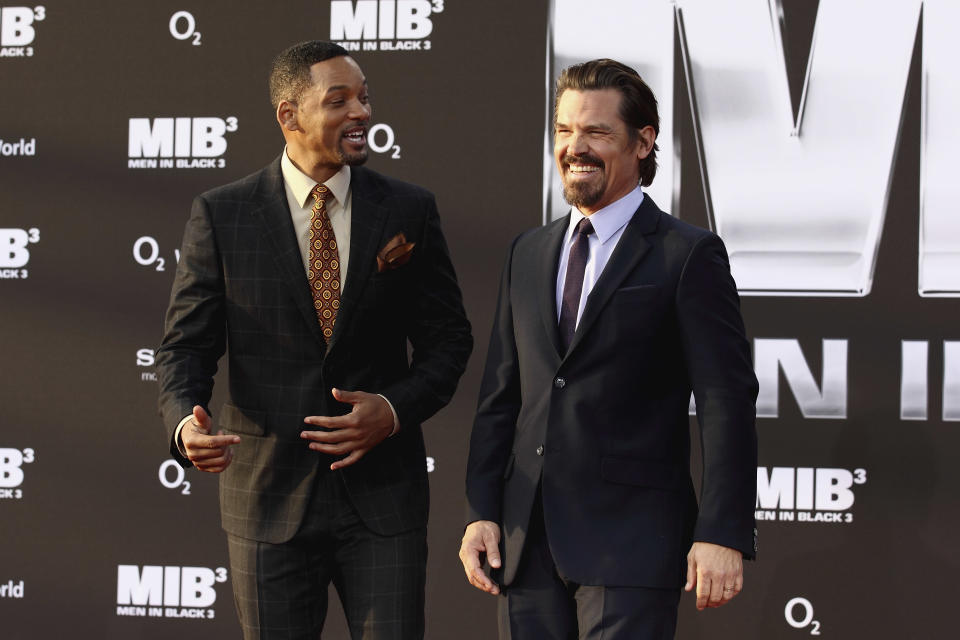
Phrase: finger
[
  {"left": 188, "top": 446, "right": 229, "bottom": 461},
  {"left": 684, "top": 554, "right": 696, "bottom": 592},
  {"left": 192, "top": 405, "right": 212, "bottom": 431},
  {"left": 696, "top": 573, "right": 709, "bottom": 610},
  {"left": 484, "top": 529, "right": 501, "bottom": 569},
  {"left": 303, "top": 415, "right": 353, "bottom": 429},
  {"left": 192, "top": 434, "right": 240, "bottom": 449},
  {"left": 708, "top": 576, "right": 725, "bottom": 607},
  {"left": 331, "top": 387, "right": 361, "bottom": 404},
  {"left": 195, "top": 450, "right": 232, "bottom": 469},
  {"left": 330, "top": 449, "right": 365, "bottom": 470},
  {"left": 301, "top": 427, "right": 358, "bottom": 443}
]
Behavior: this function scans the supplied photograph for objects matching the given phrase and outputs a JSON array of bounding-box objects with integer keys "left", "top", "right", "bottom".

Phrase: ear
[
  {"left": 635, "top": 125, "right": 657, "bottom": 160},
  {"left": 277, "top": 100, "right": 300, "bottom": 133}
]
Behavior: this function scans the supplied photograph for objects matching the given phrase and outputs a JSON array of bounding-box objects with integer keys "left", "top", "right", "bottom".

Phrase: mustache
[
  {"left": 341, "top": 121, "right": 370, "bottom": 135},
  {"left": 562, "top": 154, "right": 604, "bottom": 169}
]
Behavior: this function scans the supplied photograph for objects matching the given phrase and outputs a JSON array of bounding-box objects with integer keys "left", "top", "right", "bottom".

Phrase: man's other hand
[
  {"left": 182, "top": 405, "right": 240, "bottom": 473},
  {"left": 685, "top": 541, "right": 744, "bottom": 610},
  {"left": 301, "top": 389, "right": 394, "bottom": 471},
  {"left": 459, "top": 520, "right": 501, "bottom": 595}
]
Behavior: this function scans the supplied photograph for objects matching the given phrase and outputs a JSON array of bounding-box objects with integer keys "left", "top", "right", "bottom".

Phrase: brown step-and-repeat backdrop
[{"left": 2, "top": 1, "right": 957, "bottom": 637}]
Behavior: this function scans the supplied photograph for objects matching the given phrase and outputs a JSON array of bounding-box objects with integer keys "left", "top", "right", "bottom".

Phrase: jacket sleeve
[
  {"left": 465, "top": 237, "right": 523, "bottom": 525},
  {"left": 676, "top": 233, "right": 759, "bottom": 558},
  {"left": 378, "top": 195, "right": 473, "bottom": 429},
  {"left": 155, "top": 195, "right": 226, "bottom": 467}
]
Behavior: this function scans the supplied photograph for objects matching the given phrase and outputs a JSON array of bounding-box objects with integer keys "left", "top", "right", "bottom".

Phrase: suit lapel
[
  {"left": 538, "top": 216, "right": 570, "bottom": 359},
  {"left": 562, "top": 196, "right": 661, "bottom": 360},
  {"left": 251, "top": 158, "right": 328, "bottom": 346},
  {"left": 326, "top": 167, "right": 389, "bottom": 354}
]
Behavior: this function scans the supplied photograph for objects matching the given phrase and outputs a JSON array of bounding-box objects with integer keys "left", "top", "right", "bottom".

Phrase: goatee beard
[{"left": 562, "top": 174, "right": 604, "bottom": 209}]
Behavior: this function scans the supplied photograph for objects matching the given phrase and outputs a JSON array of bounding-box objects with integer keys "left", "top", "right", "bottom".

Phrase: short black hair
[
  {"left": 555, "top": 58, "right": 660, "bottom": 187},
  {"left": 269, "top": 40, "right": 350, "bottom": 110}
]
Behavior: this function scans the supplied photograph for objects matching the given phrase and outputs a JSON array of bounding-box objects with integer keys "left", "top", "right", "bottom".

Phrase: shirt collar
[
  {"left": 566, "top": 185, "right": 644, "bottom": 245},
  {"left": 280, "top": 147, "right": 351, "bottom": 209}
]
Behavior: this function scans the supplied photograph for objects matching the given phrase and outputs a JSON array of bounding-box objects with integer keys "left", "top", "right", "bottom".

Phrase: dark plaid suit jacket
[{"left": 157, "top": 157, "right": 472, "bottom": 543}]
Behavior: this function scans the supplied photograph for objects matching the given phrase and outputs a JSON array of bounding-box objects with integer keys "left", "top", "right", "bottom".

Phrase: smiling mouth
[
  {"left": 343, "top": 126, "right": 367, "bottom": 146},
  {"left": 563, "top": 155, "right": 603, "bottom": 177}
]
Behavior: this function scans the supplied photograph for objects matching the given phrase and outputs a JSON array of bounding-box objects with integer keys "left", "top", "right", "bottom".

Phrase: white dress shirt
[
  {"left": 280, "top": 150, "right": 353, "bottom": 290},
  {"left": 556, "top": 186, "right": 645, "bottom": 327}
]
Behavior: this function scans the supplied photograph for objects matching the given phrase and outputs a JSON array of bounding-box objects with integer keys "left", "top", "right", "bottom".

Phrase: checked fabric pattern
[{"left": 308, "top": 183, "right": 341, "bottom": 339}]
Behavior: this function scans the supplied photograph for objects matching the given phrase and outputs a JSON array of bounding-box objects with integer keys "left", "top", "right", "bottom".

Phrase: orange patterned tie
[{"left": 307, "top": 184, "right": 341, "bottom": 339}]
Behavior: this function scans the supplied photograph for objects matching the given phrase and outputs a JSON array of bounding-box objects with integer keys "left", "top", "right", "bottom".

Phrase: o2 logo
[
  {"left": 169, "top": 11, "right": 201, "bottom": 46},
  {"left": 785, "top": 597, "right": 821, "bottom": 635},
  {"left": 369, "top": 123, "right": 401, "bottom": 159},
  {"left": 159, "top": 459, "right": 191, "bottom": 495},
  {"left": 133, "top": 236, "right": 179, "bottom": 272}
]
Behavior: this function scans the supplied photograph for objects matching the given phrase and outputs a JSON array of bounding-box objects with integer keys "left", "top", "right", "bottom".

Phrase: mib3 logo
[
  {"left": 0, "top": 447, "right": 35, "bottom": 499},
  {"left": 331, "top": 0, "right": 444, "bottom": 52},
  {"left": 0, "top": 227, "right": 39, "bottom": 279},
  {"left": 128, "top": 117, "right": 238, "bottom": 169},
  {"left": 116, "top": 565, "right": 227, "bottom": 619},
  {"left": 757, "top": 466, "right": 867, "bottom": 524},
  {"left": 0, "top": 6, "right": 44, "bottom": 57}
]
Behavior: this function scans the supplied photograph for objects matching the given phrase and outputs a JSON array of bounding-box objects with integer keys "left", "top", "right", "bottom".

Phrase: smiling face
[
  {"left": 554, "top": 88, "right": 652, "bottom": 215},
  {"left": 278, "top": 55, "right": 371, "bottom": 182}
]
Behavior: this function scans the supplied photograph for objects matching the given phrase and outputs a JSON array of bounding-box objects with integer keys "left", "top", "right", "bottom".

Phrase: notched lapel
[
  {"left": 562, "top": 197, "right": 662, "bottom": 360},
  {"left": 251, "top": 163, "right": 328, "bottom": 347},
  {"left": 326, "top": 170, "right": 390, "bottom": 353},
  {"left": 538, "top": 218, "right": 569, "bottom": 360}
]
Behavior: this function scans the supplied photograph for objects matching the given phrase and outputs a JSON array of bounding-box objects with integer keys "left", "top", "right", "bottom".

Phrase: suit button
[
  {"left": 553, "top": 376, "right": 566, "bottom": 389},
  {"left": 536, "top": 445, "right": 544, "bottom": 456}
]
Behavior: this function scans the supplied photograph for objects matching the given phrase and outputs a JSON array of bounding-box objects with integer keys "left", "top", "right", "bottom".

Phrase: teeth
[{"left": 569, "top": 165, "right": 599, "bottom": 173}]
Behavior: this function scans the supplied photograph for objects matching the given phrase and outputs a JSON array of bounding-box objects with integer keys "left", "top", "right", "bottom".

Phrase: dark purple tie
[{"left": 558, "top": 218, "right": 594, "bottom": 351}]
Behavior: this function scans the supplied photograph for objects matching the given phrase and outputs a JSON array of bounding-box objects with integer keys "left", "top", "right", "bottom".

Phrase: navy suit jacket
[{"left": 466, "top": 195, "right": 757, "bottom": 588}]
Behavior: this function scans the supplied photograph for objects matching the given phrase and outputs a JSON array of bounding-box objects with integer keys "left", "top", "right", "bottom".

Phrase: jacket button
[
  {"left": 553, "top": 376, "right": 566, "bottom": 389},
  {"left": 536, "top": 445, "right": 544, "bottom": 456}
]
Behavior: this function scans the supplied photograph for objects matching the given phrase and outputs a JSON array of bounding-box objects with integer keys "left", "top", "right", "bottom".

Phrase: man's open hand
[{"left": 302, "top": 388, "right": 394, "bottom": 470}]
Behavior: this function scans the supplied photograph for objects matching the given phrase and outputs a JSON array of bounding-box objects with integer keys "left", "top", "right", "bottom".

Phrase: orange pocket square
[{"left": 377, "top": 232, "right": 416, "bottom": 272}]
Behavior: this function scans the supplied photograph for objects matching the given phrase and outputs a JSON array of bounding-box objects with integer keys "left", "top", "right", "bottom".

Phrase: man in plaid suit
[{"left": 156, "top": 40, "right": 472, "bottom": 639}]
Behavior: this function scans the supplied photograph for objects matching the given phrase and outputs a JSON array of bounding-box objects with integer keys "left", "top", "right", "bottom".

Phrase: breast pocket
[{"left": 610, "top": 284, "right": 661, "bottom": 335}]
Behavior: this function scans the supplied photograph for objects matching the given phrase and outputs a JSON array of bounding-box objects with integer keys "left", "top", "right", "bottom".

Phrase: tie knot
[
  {"left": 576, "top": 218, "right": 594, "bottom": 236},
  {"left": 310, "top": 183, "right": 330, "bottom": 208}
]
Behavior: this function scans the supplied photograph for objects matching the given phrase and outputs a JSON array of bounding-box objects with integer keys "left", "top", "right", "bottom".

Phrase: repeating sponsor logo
[
  {"left": 0, "top": 137, "right": 35, "bottom": 156},
  {"left": 0, "top": 447, "right": 35, "bottom": 499},
  {"left": 330, "top": 0, "right": 443, "bottom": 52},
  {"left": 785, "top": 597, "right": 822, "bottom": 636},
  {"left": 425, "top": 456, "right": 434, "bottom": 472},
  {"left": 756, "top": 467, "right": 866, "bottom": 524},
  {"left": 127, "top": 117, "right": 238, "bottom": 169},
  {"left": 133, "top": 236, "right": 179, "bottom": 273},
  {"left": 0, "top": 227, "right": 39, "bottom": 279},
  {"left": 137, "top": 347, "right": 157, "bottom": 383},
  {"left": 116, "top": 565, "right": 227, "bottom": 619},
  {"left": 0, "top": 5, "right": 44, "bottom": 57},
  {"left": 0, "top": 580, "right": 25, "bottom": 598},
  {"left": 169, "top": 10, "right": 201, "bottom": 46},
  {"left": 159, "top": 460, "right": 191, "bottom": 495}
]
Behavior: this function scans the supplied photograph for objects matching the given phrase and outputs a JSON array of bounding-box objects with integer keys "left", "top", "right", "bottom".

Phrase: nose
[
  {"left": 350, "top": 98, "right": 372, "bottom": 121},
  {"left": 567, "top": 132, "right": 588, "bottom": 155}
]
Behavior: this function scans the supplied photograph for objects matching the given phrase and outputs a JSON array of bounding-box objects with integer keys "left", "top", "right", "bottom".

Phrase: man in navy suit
[
  {"left": 459, "top": 58, "right": 758, "bottom": 639},
  {"left": 157, "top": 41, "right": 472, "bottom": 639}
]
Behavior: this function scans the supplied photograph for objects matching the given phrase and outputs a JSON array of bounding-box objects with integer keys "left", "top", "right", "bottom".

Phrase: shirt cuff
[
  {"left": 377, "top": 394, "right": 401, "bottom": 436},
  {"left": 173, "top": 414, "right": 193, "bottom": 457}
]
